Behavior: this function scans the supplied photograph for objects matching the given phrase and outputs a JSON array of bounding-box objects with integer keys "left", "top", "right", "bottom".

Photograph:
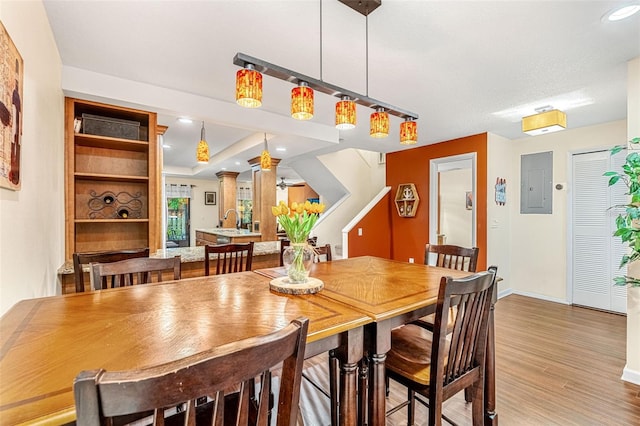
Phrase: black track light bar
[{"left": 233, "top": 52, "right": 418, "bottom": 120}]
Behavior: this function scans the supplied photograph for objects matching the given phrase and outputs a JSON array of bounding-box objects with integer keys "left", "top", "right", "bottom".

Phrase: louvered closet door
[{"left": 572, "top": 150, "right": 627, "bottom": 313}]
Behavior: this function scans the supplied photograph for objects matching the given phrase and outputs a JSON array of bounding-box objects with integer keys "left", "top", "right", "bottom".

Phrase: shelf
[
  {"left": 74, "top": 133, "right": 149, "bottom": 151},
  {"left": 75, "top": 172, "right": 149, "bottom": 182},
  {"left": 65, "top": 97, "right": 160, "bottom": 260},
  {"left": 75, "top": 219, "right": 149, "bottom": 223},
  {"left": 395, "top": 183, "right": 420, "bottom": 217}
]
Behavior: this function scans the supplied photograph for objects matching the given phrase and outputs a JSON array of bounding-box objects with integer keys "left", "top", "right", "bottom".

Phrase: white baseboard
[
  {"left": 497, "top": 288, "right": 513, "bottom": 300},
  {"left": 621, "top": 365, "right": 640, "bottom": 385},
  {"left": 506, "top": 289, "right": 570, "bottom": 305}
]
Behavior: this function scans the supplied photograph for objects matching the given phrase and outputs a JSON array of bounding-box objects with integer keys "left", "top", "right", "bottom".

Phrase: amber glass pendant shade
[
  {"left": 196, "top": 140, "right": 209, "bottom": 163},
  {"left": 400, "top": 119, "right": 418, "bottom": 145},
  {"left": 260, "top": 150, "right": 271, "bottom": 170},
  {"left": 196, "top": 122, "right": 210, "bottom": 163},
  {"left": 291, "top": 82, "right": 314, "bottom": 120},
  {"left": 236, "top": 65, "right": 263, "bottom": 108},
  {"left": 260, "top": 134, "right": 271, "bottom": 170},
  {"left": 370, "top": 108, "right": 389, "bottom": 138},
  {"left": 335, "top": 97, "right": 356, "bottom": 130}
]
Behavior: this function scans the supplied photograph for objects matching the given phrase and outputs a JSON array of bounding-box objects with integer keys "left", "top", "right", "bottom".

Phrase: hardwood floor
[{"left": 298, "top": 294, "right": 640, "bottom": 425}]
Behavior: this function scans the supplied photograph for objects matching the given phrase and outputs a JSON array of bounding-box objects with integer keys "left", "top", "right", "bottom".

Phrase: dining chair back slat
[
  {"left": 204, "top": 242, "right": 254, "bottom": 275},
  {"left": 90, "top": 256, "right": 181, "bottom": 289},
  {"left": 74, "top": 317, "right": 309, "bottom": 426},
  {"left": 73, "top": 248, "right": 150, "bottom": 292},
  {"left": 424, "top": 244, "right": 479, "bottom": 272}
]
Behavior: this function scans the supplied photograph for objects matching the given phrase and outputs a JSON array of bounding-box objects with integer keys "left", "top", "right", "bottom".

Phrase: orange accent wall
[
  {"left": 347, "top": 192, "right": 392, "bottom": 259},
  {"left": 386, "top": 133, "right": 488, "bottom": 270}
]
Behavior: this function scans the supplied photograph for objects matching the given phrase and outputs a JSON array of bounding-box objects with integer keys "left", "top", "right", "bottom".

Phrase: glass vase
[{"left": 282, "top": 243, "right": 314, "bottom": 284}]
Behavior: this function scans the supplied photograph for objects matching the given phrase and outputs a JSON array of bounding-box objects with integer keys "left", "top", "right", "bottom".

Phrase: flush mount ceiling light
[
  {"left": 232, "top": 1, "right": 418, "bottom": 144},
  {"left": 196, "top": 121, "right": 209, "bottom": 164},
  {"left": 260, "top": 133, "right": 272, "bottom": 171},
  {"left": 603, "top": 4, "right": 640, "bottom": 21},
  {"left": 522, "top": 107, "right": 567, "bottom": 136}
]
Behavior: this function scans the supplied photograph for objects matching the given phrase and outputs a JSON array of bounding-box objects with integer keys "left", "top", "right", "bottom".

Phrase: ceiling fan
[{"left": 277, "top": 177, "right": 304, "bottom": 190}]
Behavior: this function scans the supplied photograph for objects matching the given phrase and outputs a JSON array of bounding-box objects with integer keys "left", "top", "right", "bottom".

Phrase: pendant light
[
  {"left": 370, "top": 107, "right": 389, "bottom": 138},
  {"left": 291, "top": 81, "right": 314, "bottom": 120},
  {"left": 335, "top": 96, "right": 356, "bottom": 130},
  {"left": 260, "top": 133, "right": 271, "bottom": 171},
  {"left": 400, "top": 118, "right": 418, "bottom": 145},
  {"left": 236, "top": 63, "right": 262, "bottom": 108},
  {"left": 196, "top": 121, "right": 210, "bottom": 163}
]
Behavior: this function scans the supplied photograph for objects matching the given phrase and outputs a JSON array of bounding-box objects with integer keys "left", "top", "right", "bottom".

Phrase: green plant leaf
[
  {"left": 608, "top": 175, "right": 620, "bottom": 186},
  {"left": 611, "top": 145, "right": 625, "bottom": 155}
]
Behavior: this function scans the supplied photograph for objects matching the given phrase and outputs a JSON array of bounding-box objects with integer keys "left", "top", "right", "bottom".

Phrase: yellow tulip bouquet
[
  {"left": 272, "top": 200, "right": 325, "bottom": 283},
  {"left": 271, "top": 200, "right": 325, "bottom": 243}
]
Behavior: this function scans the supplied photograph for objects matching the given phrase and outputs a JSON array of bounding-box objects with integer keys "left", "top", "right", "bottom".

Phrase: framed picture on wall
[
  {"left": 0, "top": 22, "right": 24, "bottom": 191},
  {"left": 465, "top": 191, "right": 473, "bottom": 210},
  {"left": 205, "top": 191, "right": 216, "bottom": 205}
]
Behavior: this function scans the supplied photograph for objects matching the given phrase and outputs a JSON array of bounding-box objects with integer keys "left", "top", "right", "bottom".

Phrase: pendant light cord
[
  {"left": 366, "top": 12, "right": 369, "bottom": 96},
  {"left": 319, "top": 0, "right": 323, "bottom": 81}
]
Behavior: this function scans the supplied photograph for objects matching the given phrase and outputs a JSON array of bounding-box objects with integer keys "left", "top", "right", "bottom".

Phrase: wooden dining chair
[
  {"left": 415, "top": 244, "right": 480, "bottom": 331},
  {"left": 74, "top": 317, "right": 309, "bottom": 426},
  {"left": 385, "top": 267, "right": 497, "bottom": 426},
  {"left": 204, "top": 242, "right": 254, "bottom": 275},
  {"left": 279, "top": 239, "right": 291, "bottom": 267},
  {"left": 424, "top": 243, "right": 479, "bottom": 272},
  {"left": 312, "top": 244, "right": 332, "bottom": 263},
  {"left": 73, "top": 248, "right": 150, "bottom": 292},
  {"left": 90, "top": 256, "right": 181, "bottom": 290}
]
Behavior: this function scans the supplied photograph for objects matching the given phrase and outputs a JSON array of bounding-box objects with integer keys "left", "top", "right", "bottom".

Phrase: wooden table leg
[
  {"left": 368, "top": 352, "right": 387, "bottom": 425},
  {"left": 335, "top": 327, "right": 364, "bottom": 426},
  {"left": 484, "top": 301, "right": 498, "bottom": 426},
  {"left": 366, "top": 321, "right": 392, "bottom": 426}
]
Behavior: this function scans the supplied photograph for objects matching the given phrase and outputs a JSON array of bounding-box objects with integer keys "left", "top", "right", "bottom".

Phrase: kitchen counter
[
  {"left": 57, "top": 241, "right": 281, "bottom": 293},
  {"left": 195, "top": 228, "right": 262, "bottom": 245}
]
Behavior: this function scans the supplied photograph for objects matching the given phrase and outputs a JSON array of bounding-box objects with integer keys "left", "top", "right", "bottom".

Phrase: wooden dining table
[
  {"left": 0, "top": 271, "right": 371, "bottom": 425},
  {"left": 255, "top": 256, "right": 499, "bottom": 426}
]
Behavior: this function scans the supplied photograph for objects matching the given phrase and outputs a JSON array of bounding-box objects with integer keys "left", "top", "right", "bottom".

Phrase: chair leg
[
  {"left": 385, "top": 374, "right": 390, "bottom": 397},
  {"left": 464, "top": 386, "right": 472, "bottom": 403},
  {"left": 471, "top": 380, "right": 484, "bottom": 426},
  {"left": 328, "top": 350, "right": 339, "bottom": 426},
  {"left": 408, "top": 388, "right": 415, "bottom": 426}
]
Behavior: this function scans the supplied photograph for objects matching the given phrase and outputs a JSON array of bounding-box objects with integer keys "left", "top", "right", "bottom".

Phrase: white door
[{"left": 571, "top": 150, "right": 627, "bottom": 313}]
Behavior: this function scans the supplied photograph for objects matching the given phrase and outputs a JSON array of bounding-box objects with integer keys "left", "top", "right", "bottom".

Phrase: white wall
[
  {"left": 487, "top": 132, "right": 513, "bottom": 296},
  {"left": 508, "top": 120, "right": 626, "bottom": 301},
  {"left": 0, "top": 1, "right": 64, "bottom": 316},
  {"left": 313, "top": 148, "right": 385, "bottom": 256},
  {"left": 439, "top": 168, "right": 472, "bottom": 248},
  {"left": 164, "top": 176, "right": 220, "bottom": 246},
  {"left": 624, "top": 56, "right": 640, "bottom": 383}
]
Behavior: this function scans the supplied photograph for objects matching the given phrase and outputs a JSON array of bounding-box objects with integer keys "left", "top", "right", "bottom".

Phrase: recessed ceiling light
[
  {"left": 235, "top": 161, "right": 241, "bottom": 165},
  {"left": 163, "top": 144, "right": 171, "bottom": 149},
  {"left": 276, "top": 147, "right": 286, "bottom": 152},
  {"left": 603, "top": 4, "right": 640, "bottom": 21},
  {"left": 221, "top": 167, "right": 227, "bottom": 170},
  {"left": 177, "top": 117, "right": 193, "bottom": 124}
]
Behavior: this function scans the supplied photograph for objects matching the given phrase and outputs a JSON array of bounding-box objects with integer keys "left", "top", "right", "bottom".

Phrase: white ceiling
[{"left": 43, "top": 0, "right": 640, "bottom": 181}]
